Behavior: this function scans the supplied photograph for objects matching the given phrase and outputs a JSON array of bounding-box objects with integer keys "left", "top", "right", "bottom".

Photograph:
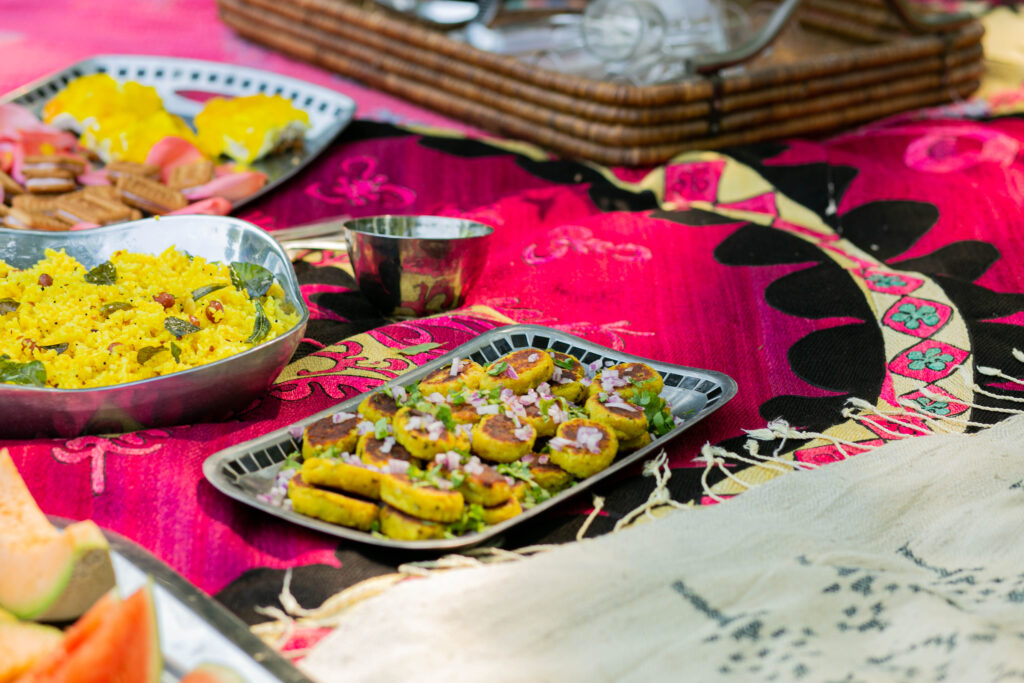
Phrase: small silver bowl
[
  {"left": 0, "top": 216, "right": 309, "bottom": 438},
  {"left": 344, "top": 215, "right": 493, "bottom": 317}
]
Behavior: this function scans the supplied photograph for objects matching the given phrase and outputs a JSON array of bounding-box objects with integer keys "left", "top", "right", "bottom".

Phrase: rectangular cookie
[
  {"left": 22, "top": 154, "right": 88, "bottom": 175},
  {"left": 117, "top": 175, "right": 187, "bottom": 214},
  {"left": 4, "top": 208, "right": 71, "bottom": 231},
  {"left": 0, "top": 170, "right": 23, "bottom": 197},
  {"left": 11, "top": 194, "right": 61, "bottom": 213},
  {"left": 167, "top": 160, "right": 214, "bottom": 191},
  {"left": 106, "top": 160, "right": 161, "bottom": 181}
]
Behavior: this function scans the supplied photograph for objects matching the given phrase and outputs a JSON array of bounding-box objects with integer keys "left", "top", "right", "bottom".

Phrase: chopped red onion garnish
[
  {"left": 392, "top": 386, "right": 407, "bottom": 403},
  {"left": 576, "top": 426, "right": 604, "bottom": 453},
  {"left": 548, "top": 436, "right": 574, "bottom": 450},
  {"left": 538, "top": 454, "right": 550, "bottom": 465},
  {"left": 406, "top": 416, "right": 424, "bottom": 431},
  {"left": 287, "top": 424, "right": 303, "bottom": 440},
  {"left": 500, "top": 388, "right": 515, "bottom": 403},
  {"left": 427, "top": 392, "right": 447, "bottom": 404},
  {"left": 331, "top": 411, "right": 357, "bottom": 424},
  {"left": 357, "top": 420, "right": 374, "bottom": 435},
  {"left": 511, "top": 413, "right": 522, "bottom": 429},
  {"left": 521, "top": 452, "right": 537, "bottom": 464},
  {"left": 547, "top": 404, "right": 567, "bottom": 423},
  {"left": 464, "top": 457, "right": 484, "bottom": 475},
  {"left": 468, "top": 391, "right": 486, "bottom": 408},
  {"left": 476, "top": 404, "right": 500, "bottom": 415},
  {"left": 445, "top": 451, "right": 461, "bottom": 471},
  {"left": 604, "top": 369, "right": 620, "bottom": 380},
  {"left": 537, "top": 382, "right": 553, "bottom": 396},
  {"left": 519, "top": 393, "right": 537, "bottom": 405},
  {"left": 505, "top": 364, "right": 519, "bottom": 379},
  {"left": 605, "top": 401, "right": 639, "bottom": 412},
  {"left": 580, "top": 377, "right": 592, "bottom": 387},
  {"left": 388, "top": 459, "right": 410, "bottom": 475},
  {"left": 427, "top": 423, "right": 446, "bottom": 441},
  {"left": 513, "top": 425, "right": 533, "bottom": 442},
  {"left": 507, "top": 400, "right": 527, "bottom": 417},
  {"left": 504, "top": 476, "right": 516, "bottom": 487},
  {"left": 552, "top": 366, "right": 562, "bottom": 382},
  {"left": 381, "top": 436, "right": 396, "bottom": 454},
  {"left": 528, "top": 353, "right": 539, "bottom": 362},
  {"left": 449, "top": 357, "right": 462, "bottom": 377},
  {"left": 556, "top": 376, "right": 574, "bottom": 385}
]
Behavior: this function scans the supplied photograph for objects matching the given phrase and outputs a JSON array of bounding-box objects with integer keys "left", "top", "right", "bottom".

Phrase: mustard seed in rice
[{"left": 0, "top": 247, "right": 301, "bottom": 389}]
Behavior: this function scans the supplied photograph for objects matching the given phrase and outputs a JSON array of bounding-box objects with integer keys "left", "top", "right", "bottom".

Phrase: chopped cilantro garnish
[
  {"left": 445, "top": 503, "right": 486, "bottom": 537},
  {"left": 496, "top": 461, "right": 533, "bottom": 483},
  {"left": 486, "top": 361, "right": 508, "bottom": 376},
  {"left": 281, "top": 451, "right": 303, "bottom": 471},
  {"left": 635, "top": 390, "right": 674, "bottom": 437},
  {"left": 449, "top": 390, "right": 466, "bottom": 405},
  {"left": 374, "top": 418, "right": 389, "bottom": 439},
  {"left": 435, "top": 404, "right": 455, "bottom": 430},
  {"left": 553, "top": 357, "right": 575, "bottom": 370},
  {"left": 449, "top": 470, "right": 466, "bottom": 489},
  {"left": 487, "top": 387, "right": 502, "bottom": 401}
]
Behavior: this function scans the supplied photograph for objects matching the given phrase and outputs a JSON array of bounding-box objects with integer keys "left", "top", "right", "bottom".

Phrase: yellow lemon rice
[{"left": 0, "top": 248, "right": 300, "bottom": 389}]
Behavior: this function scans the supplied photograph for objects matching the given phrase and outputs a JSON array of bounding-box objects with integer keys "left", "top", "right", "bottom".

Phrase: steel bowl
[
  {"left": 344, "top": 215, "right": 493, "bottom": 317},
  {"left": 0, "top": 216, "right": 309, "bottom": 438}
]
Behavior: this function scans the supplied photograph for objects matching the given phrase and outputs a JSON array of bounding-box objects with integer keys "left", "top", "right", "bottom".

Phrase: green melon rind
[{"left": 0, "top": 521, "right": 116, "bottom": 622}]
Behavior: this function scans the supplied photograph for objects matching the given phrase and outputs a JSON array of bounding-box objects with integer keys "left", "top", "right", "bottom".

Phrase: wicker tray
[{"left": 218, "top": 0, "right": 983, "bottom": 165}]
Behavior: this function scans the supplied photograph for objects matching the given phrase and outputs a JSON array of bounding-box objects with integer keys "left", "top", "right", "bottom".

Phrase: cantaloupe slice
[
  {"left": 181, "top": 662, "right": 247, "bottom": 683},
  {"left": 0, "top": 620, "right": 64, "bottom": 683},
  {"left": 0, "top": 449, "right": 116, "bottom": 621},
  {"left": 18, "top": 583, "right": 162, "bottom": 683}
]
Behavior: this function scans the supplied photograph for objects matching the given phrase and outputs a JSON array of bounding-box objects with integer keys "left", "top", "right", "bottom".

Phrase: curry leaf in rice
[
  {"left": 165, "top": 317, "right": 200, "bottom": 339},
  {"left": 39, "top": 343, "right": 68, "bottom": 355},
  {"left": 84, "top": 261, "right": 117, "bottom": 285},
  {"left": 100, "top": 302, "right": 134, "bottom": 317},
  {"left": 0, "top": 299, "right": 18, "bottom": 315},
  {"left": 230, "top": 262, "right": 274, "bottom": 299},
  {"left": 191, "top": 283, "right": 227, "bottom": 301},
  {"left": 0, "top": 354, "right": 46, "bottom": 386},
  {"left": 246, "top": 300, "right": 271, "bottom": 344},
  {"left": 137, "top": 346, "right": 165, "bottom": 364},
  {"left": 170, "top": 342, "right": 182, "bottom": 363}
]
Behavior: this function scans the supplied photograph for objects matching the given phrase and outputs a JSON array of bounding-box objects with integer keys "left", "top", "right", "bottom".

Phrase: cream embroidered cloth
[{"left": 301, "top": 415, "right": 1024, "bottom": 682}]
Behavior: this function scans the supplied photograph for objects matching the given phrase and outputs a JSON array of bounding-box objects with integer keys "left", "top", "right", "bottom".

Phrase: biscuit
[
  {"left": 106, "top": 160, "right": 160, "bottom": 181},
  {"left": 22, "top": 154, "right": 88, "bottom": 175},
  {"left": 0, "top": 170, "right": 23, "bottom": 197},
  {"left": 11, "top": 194, "right": 61, "bottom": 213},
  {"left": 53, "top": 194, "right": 130, "bottom": 225},
  {"left": 80, "top": 185, "right": 123, "bottom": 202},
  {"left": 167, "top": 160, "right": 214, "bottom": 191},
  {"left": 4, "top": 208, "right": 70, "bottom": 231},
  {"left": 117, "top": 175, "right": 187, "bottom": 214},
  {"left": 24, "top": 174, "right": 77, "bottom": 194}
]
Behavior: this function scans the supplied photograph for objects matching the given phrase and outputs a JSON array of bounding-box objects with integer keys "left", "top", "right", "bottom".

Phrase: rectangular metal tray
[
  {"left": 53, "top": 518, "right": 310, "bottom": 682},
  {"left": 1, "top": 54, "right": 356, "bottom": 211},
  {"left": 203, "top": 324, "right": 738, "bottom": 551}
]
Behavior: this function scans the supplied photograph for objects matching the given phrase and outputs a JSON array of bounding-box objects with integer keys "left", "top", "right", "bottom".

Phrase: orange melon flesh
[
  {"left": 0, "top": 449, "right": 115, "bottom": 621},
  {"left": 19, "top": 584, "right": 162, "bottom": 683},
  {"left": 181, "top": 662, "right": 247, "bottom": 683},
  {"left": 0, "top": 621, "right": 64, "bottom": 683}
]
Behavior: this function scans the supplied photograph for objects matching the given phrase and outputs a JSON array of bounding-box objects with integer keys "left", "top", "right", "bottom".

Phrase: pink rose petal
[
  {"left": 145, "top": 136, "right": 206, "bottom": 183},
  {"left": 0, "top": 103, "right": 50, "bottom": 131},
  {"left": 77, "top": 169, "right": 111, "bottom": 186},
  {"left": 182, "top": 171, "right": 267, "bottom": 202},
  {"left": 166, "top": 196, "right": 233, "bottom": 216},
  {"left": 70, "top": 221, "right": 102, "bottom": 231}
]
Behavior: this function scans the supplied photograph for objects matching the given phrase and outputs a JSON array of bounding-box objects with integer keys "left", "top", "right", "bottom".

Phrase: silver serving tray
[
  {"left": 1, "top": 54, "right": 356, "bottom": 210},
  {"left": 203, "top": 324, "right": 737, "bottom": 551},
  {"left": 52, "top": 517, "right": 311, "bottom": 683},
  {"left": 0, "top": 215, "right": 310, "bottom": 438}
]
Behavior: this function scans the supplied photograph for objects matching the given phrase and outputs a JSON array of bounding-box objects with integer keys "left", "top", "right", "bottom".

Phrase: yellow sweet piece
[
  {"left": 195, "top": 94, "right": 311, "bottom": 163},
  {"left": 480, "top": 496, "right": 522, "bottom": 525},
  {"left": 42, "top": 75, "right": 164, "bottom": 132},
  {"left": 82, "top": 110, "right": 197, "bottom": 164},
  {"left": 392, "top": 407, "right": 470, "bottom": 460},
  {"left": 417, "top": 360, "right": 485, "bottom": 397},
  {"left": 548, "top": 418, "right": 618, "bottom": 479},
  {"left": 287, "top": 475, "right": 379, "bottom": 531},
  {"left": 478, "top": 348, "right": 554, "bottom": 395},
  {"left": 585, "top": 393, "right": 648, "bottom": 440},
  {"left": 379, "top": 473, "right": 464, "bottom": 524},
  {"left": 301, "top": 457, "right": 382, "bottom": 500},
  {"left": 471, "top": 414, "right": 536, "bottom": 463},
  {"left": 379, "top": 505, "right": 445, "bottom": 541}
]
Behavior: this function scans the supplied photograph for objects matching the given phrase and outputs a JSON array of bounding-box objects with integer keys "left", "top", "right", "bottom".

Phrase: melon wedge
[
  {"left": 0, "top": 449, "right": 115, "bottom": 621},
  {"left": 18, "top": 583, "right": 162, "bottom": 683},
  {"left": 0, "top": 620, "right": 64, "bottom": 683},
  {"left": 181, "top": 662, "right": 247, "bottom": 683}
]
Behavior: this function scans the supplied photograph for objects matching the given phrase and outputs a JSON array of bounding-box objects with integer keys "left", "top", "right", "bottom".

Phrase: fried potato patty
[
  {"left": 379, "top": 504, "right": 445, "bottom": 541},
  {"left": 393, "top": 407, "right": 470, "bottom": 459},
  {"left": 548, "top": 418, "right": 618, "bottom": 478},
  {"left": 380, "top": 473, "right": 465, "bottom": 523},
  {"left": 357, "top": 390, "right": 400, "bottom": 423},
  {"left": 302, "top": 413, "right": 361, "bottom": 458},
  {"left": 479, "top": 348, "right": 554, "bottom": 394},
  {"left": 287, "top": 474, "right": 379, "bottom": 531},
  {"left": 417, "top": 359, "right": 484, "bottom": 397},
  {"left": 472, "top": 414, "right": 537, "bottom": 463},
  {"left": 585, "top": 392, "right": 648, "bottom": 439}
]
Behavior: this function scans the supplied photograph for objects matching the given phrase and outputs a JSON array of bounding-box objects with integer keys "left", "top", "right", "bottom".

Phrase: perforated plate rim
[
  {"left": 202, "top": 324, "right": 738, "bottom": 551},
  {"left": 1, "top": 54, "right": 356, "bottom": 210}
]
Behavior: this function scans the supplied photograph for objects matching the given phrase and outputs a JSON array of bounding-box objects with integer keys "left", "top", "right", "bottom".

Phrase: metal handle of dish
[
  {"left": 688, "top": 0, "right": 974, "bottom": 75},
  {"left": 272, "top": 217, "right": 351, "bottom": 250}
]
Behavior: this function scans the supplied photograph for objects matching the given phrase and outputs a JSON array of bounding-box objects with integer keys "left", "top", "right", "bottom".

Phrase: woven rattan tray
[{"left": 218, "top": 0, "right": 983, "bottom": 165}]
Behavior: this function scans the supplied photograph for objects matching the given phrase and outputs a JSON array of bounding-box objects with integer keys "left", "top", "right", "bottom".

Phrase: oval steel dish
[{"left": 0, "top": 216, "right": 309, "bottom": 438}]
